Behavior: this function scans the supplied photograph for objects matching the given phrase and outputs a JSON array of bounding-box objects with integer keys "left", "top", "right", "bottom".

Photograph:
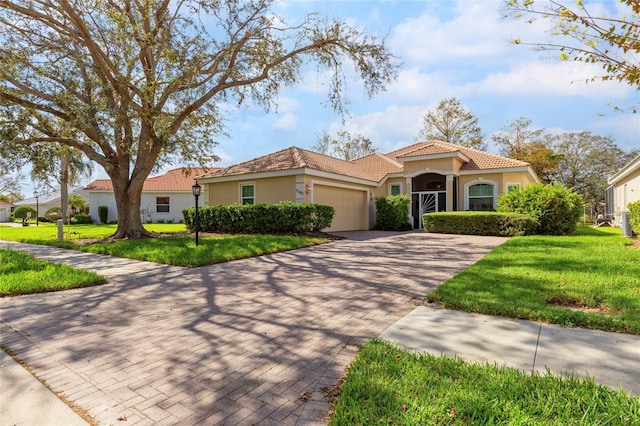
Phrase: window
[
  {"left": 241, "top": 184, "right": 255, "bottom": 205},
  {"left": 156, "top": 197, "right": 170, "bottom": 213},
  {"left": 506, "top": 183, "right": 520, "bottom": 193},
  {"left": 390, "top": 183, "right": 401, "bottom": 196},
  {"left": 468, "top": 184, "right": 494, "bottom": 211}
]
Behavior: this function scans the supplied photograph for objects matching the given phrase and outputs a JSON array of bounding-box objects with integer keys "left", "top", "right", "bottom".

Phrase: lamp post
[
  {"left": 34, "top": 191, "right": 40, "bottom": 226},
  {"left": 192, "top": 181, "right": 201, "bottom": 246}
]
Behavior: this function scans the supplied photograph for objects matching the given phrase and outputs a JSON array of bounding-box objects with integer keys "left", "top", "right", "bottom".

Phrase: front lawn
[
  {"left": 428, "top": 225, "right": 640, "bottom": 334},
  {"left": 0, "top": 223, "right": 330, "bottom": 267},
  {"left": 330, "top": 339, "right": 639, "bottom": 425},
  {"left": 0, "top": 249, "right": 107, "bottom": 296}
]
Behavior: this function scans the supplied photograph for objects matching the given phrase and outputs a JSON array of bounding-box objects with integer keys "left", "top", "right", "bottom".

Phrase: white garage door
[{"left": 314, "top": 185, "right": 368, "bottom": 232}]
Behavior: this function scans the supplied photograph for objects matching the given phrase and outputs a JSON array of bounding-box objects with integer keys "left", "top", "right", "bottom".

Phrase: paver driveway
[{"left": 0, "top": 231, "right": 506, "bottom": 425}]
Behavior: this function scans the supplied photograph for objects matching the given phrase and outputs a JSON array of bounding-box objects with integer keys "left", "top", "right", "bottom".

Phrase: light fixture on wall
[{"left": 305, "top": 183, "right": 312, "bottom": 193}]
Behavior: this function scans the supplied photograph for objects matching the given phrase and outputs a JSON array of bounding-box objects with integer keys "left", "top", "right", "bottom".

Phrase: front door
[{"left": 412, "top": 191, "right": 446, "bottom": 229}]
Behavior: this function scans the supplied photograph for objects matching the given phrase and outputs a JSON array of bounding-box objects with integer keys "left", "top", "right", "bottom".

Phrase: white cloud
[
  {"left": 273, "top": 112, "right": 298, "bottom": 130},
  {"left": 475, "top": 61, "right": 632, "bottom": 99}
]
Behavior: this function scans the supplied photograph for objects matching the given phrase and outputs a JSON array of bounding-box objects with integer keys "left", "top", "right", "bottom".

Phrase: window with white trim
[
  {"left": 389, "top": 183, "right": 401, "bottom": 196},
  {"left": 468, "top": 184, "right": 494, "bottom": 211},
  {"left": 156, "top": 197, "right": 170, "bottom": 213},
  {"left": 506, "top": 183, "right": 521, "bottom": 193},
  {"left": 241, "top": 184, "right": 255, "bottom": 205}
]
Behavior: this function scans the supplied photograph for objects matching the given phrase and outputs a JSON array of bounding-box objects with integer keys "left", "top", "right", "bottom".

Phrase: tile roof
[
  {"left": 350, "top": 152, "right": 404, "bottom": 181},
  {"left": 198, "top": 147, "right": 378, "bottom": 182},
  {"left": 387, "top": 141, "right": 530, "bottom": 171},
  {"left": 85, "top": 167, "right": 215, "bottom": 191},
  {"left": 0, "top": 200, "right": 13, "bottom": 206}
]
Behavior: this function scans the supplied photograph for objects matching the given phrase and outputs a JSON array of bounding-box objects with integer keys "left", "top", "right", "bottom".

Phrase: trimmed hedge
[
  {"left": 375, "top": 195, "right": 411, "bottom": 231},
  {"left": 71, "top": 212, "right": 93, "bottom": 224},
  {"left": 182, "top": 202, "right": 335, "bottom": 234},
  {"left": 98, "top": 205, "right": 108, "bottom": 224},
  {"left": 497, "top": 183, "right": 582, "bottom": 235},
  {"left": 422, "top": 212, "right": 537, "bottom": 237},
  {"left": 13, "top": 205, "right": 37, "bottom": 220},
  {"left": 45, "top": 207, "right": 62, "bottom": 222},
  {"left": 628, "top": 200, "right": 640, "bottom": 234}
]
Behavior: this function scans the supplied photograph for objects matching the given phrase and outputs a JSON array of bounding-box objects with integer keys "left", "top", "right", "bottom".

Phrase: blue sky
[{"left": 15, "top": 1, "right": 640, "bottom": 194}]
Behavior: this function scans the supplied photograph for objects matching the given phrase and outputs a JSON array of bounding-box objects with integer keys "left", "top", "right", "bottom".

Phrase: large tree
[
  {"left": 504, "top": 0, "right": 640, "bottom": 92},
  {"left": 312, "top": 130, "right": 377, "bottom": 161},
  {"left": 549, "top": 132, "right": 638, "bottom": 212},
  {"left": 417, "top": 97, "right": 485, "bottom": 150},
  {"left": 0, "top": 0, "right": 397, "bottom": 238},
  {"left": 491, "top": 117, "right": 561, "bottom": 183}
]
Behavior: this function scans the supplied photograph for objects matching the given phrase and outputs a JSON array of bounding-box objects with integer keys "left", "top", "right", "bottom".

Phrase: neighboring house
[
  {"left": 85, "top": 168, "right": 212, "bottom": 224},
  {"left": 0, "top": 200, "right": 13, "bottom": 222},
  {"left": 197, "top": 140, "right": 539, "bottom": 232},
  {"left": 13, "top": 187, "right": 90, "bottom": 218},
  {"left": 605, "top": 155, "right": 640, "bottom": 228}
]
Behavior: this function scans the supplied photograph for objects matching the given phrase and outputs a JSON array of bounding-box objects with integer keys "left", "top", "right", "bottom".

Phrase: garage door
[{"left": 313, "top": 185, "right": 368, "bottom": 232}]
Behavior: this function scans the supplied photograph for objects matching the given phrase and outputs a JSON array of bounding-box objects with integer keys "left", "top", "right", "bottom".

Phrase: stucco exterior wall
[
  {"left": 208, "top": 176, "right": 297, "bottom": 205},
  {"left": 612, "top": 167, "right": 640, "bottom": 226},
  {"left": 401, "top": 157, "right": 462, "bottom": 176},
  {"left": 88, "top": 192, "right": 118, "bottom": 223}
]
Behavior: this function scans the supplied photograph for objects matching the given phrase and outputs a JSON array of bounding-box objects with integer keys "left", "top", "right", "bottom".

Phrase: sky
[{"left": 13, "top": 0, "right": 640, "bottom": 196}]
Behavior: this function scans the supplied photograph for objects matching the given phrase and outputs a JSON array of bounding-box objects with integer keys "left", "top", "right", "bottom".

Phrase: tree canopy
[
  {"left": 504, "top": 0, "right": 640, "bottom": 92},
  {"left": 417, "top": 98, "right": 485, "bottom": 150},
  {"left": 312, "top": 130, "right": 377, "bottom": 161},
  {"left": 0, "top": 0, "right": 397, "bottom": 238}
]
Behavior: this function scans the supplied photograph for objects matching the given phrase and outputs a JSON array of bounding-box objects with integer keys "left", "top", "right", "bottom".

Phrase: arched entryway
[{"left": 411, "top": 173, "right": 447, "bottom": 229}]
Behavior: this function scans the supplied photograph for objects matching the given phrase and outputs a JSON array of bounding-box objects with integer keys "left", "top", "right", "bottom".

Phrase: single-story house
[
  {"left": 196, "top": 140, "right": 539, "bottom": 232},
  {"left": 0, "top": 200, "right": 13, "bottom": 222},
  {"left": 14, "top": 187, "right": 90, "bottom": 218},
  {"left": 85, "top": 167, "right": 213, "bottom": 224},
  {"left": 605, "top": 155, "right": 640, "bottom": 229}
]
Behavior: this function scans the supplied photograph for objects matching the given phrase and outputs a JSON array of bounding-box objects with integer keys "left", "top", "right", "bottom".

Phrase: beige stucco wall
[
  {"left": 401, "top": 157, "right": 463, "bottom": 176},
  {"left": 612, "top": 167, "right": 640, "bottom": 214},
  {"left": 208, "top": 176, "right": 297, "bottom": 205}
]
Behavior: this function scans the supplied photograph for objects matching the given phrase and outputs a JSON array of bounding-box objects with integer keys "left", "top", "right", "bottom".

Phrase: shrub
[
  {"left": 14, "top": 205, "right": 37, "bottom": 220},
  {"left": 423, "top": 212, "right": 537, "bottom": 237},
  {"left": 45, "top": 207, "right": 63, "bottom": 222},
  {"left": 183, "top": 202, "right": 335, "bottom": 234},
  {"left": 71, "top": 213, "right": 93, "bottom": 224},
  {"left": 497, "top": 183, "right": 582, "bottom": 235},
  {"left": 37, "top": 216, "right": 49, "bottom": 223},
  {"left": 628, "top": 200, "right": 640, "bottom": 234},
  {"left": 375, "top": 195, "right": 411, "bottom": 231},
  {"left": 98, "top": 205, "right": 108, "bottom": 224}
]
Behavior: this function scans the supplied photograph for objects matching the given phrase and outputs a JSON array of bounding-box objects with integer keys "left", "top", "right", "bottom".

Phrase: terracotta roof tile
[
  {"left": 85, "top": 167, "right": 215, "bottom": 191},
  {"left": 198, "top": 147, "right": 379, "bottom": 182},
  {"left": 351, "top": 152, "right": 403, "bottom": 181}
]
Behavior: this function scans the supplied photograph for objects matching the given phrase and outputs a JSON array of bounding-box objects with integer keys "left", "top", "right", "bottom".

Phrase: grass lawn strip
[
  {"left": 330, "top": 339, "right": 640, "bottom": 425},
  {"left": 0, "top": 249, "right": 107, "bottom": 296},
  {"left": 428, "top": 225, "right": 640, "bottom": 334}
]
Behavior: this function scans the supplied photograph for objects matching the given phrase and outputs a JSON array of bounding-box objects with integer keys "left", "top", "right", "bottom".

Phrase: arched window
[{"left": 468, "top": 183, "right": 494, "bottom": 211}]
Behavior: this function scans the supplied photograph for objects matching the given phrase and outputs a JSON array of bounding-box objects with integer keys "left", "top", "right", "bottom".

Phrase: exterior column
[{"left": 446, "top": 175, "right": 454, "bottom": 211}]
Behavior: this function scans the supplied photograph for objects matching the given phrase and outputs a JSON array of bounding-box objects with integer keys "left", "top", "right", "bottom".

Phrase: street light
[
  {"left": 34, "top": 190, "right": 40, "bottom": 226},
  {"left": 192, "top": 181, "right": 201, "bottom": 246}
]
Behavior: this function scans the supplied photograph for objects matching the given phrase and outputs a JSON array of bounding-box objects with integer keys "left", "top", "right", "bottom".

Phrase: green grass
[
  {"left": 428, "top": 225, "right": 640, "bottom": 334},
  {"left": 0, "top": 249, "right": 107, "bottom": 296},
  {"left": 0, "top": 222, "right": 329, "bottom": 267},
  {"left": 330, "top": 339, "right": 640, "bottom": 426}
]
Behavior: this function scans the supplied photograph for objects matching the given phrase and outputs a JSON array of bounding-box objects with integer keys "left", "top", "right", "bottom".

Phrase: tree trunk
[
  {"left": 110, "top": 171, "right": 153, "bottom": 239},
  {"left": 61, "top": 154, "right": 69, "bottom": 225}
]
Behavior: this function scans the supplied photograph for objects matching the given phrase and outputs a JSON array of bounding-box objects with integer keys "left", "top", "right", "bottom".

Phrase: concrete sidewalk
[{"left": 380, "top": 306, "right": 640, "bottom": 395}]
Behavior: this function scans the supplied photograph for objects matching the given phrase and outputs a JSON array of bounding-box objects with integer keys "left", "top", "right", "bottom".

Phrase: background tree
[
  {"left": 312, "top": 130, "right": 377, "bottom": 161},
  {"left": 68, "top": 194, "right": 88, "bottom": 214},
  {"left": 491, "top": 117, "right": 561, "bottom": 182},
  {"left": 549, "top": 132, "right": 638, "bottom": 213},
  {"left": 0, "top": 0, "right": 397, "bottom": 239},
  {"left": 504, "top": 0, "right": 640, "bottom": 92},
  {"left": 417, "top": 98, "right": 485, "bottom": 150},
  {"left": 0, "top": 165, "right": 23, "bottom": 195}
]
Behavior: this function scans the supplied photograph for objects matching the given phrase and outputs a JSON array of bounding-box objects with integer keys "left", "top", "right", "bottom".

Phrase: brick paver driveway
[{"left": 0, "top": 231, "right": 505, "bottom": 425}]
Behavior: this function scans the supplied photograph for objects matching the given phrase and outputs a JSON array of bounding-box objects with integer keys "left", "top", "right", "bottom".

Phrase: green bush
[
  {"left": 183, "top": 202, "right": 335, "bottom": 234},
  {"left": 44, "top": 206, "right": 62, "bottom": 222},
  {"left": 497, "top": 183, "right": 582, "bottom": 235},
  {"left": 98, "top": 205, "right": 108, "bottom": 224},
  {"left": 628, "top": 200, "right": 640, "bottom": 234},
  {"left": 375, "top": 195, "right": 411, "bottom": 231},
  {"left": 14, "top": 205, "right": 37, "bottom": 220},
  {"left": 71, "top": 213, "right": 93, "bottom": 224},
  {"left": 423, "top": 212, "right": 537, "bottom": 237},
  {"left": 37, "top": 216, "right": 49, "bottom": 223}
]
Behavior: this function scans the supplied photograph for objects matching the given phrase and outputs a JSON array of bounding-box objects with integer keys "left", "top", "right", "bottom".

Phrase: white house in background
[
  {"left": 14, "top": 187, "right": 90, "bottom": 218},
  {"left": 606, "top": 155, "right": 640, "bottom": 228},
  {"left": 85, "top": 168, "right": 213, "bottom": 224},
  {"left": 0, "top": 200, "right": 13, "bottom": 222}
]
